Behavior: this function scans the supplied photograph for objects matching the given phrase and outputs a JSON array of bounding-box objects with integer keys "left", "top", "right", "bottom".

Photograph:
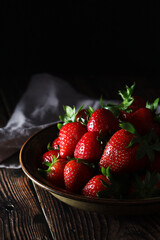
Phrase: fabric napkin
[{"left": 0, "top": 73, "right": 112, "bottom": 168}]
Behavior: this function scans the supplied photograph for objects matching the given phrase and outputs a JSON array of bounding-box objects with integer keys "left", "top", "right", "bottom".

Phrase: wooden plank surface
[
  {"left": 34, "top": 183, "right": 160, "bottom": 240},
  {"left": 0, "top": 167, "right": 53, "bottom": 240}
]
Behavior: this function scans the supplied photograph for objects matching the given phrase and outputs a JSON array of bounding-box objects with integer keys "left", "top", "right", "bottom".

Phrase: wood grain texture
[
  {"left": 34, "top": 183, "right": 160, "bottom": 240},
  {"left": 0, "top": 168, "right": 53, "bottom": 240}
]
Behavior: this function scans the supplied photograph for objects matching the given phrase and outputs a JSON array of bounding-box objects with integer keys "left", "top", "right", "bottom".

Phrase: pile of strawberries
[{"left": 38, "top": 83, "right": 160, "bottom": 199}]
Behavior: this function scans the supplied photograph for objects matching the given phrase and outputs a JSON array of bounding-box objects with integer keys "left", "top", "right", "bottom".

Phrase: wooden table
[{"left": 1, "top": 75, "right": 160, "bottom": 240}]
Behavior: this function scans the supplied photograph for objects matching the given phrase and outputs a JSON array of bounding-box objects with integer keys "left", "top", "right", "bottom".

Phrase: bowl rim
[{"left": 19, "top": 123, "right": 160, "bottom": 207}]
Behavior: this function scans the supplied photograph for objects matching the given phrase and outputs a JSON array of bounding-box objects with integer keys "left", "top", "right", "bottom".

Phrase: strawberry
[
  {"left": 120, "top": 97, "right": 160, "bottom": 136},
  {"left": 40, "top": 154, "right": 67, "bottom": 187},
  {"left": 82, "top": 174, "right": 110, "bottom": 198},
  {"left": 129, "top": 95, "right": 146, "bottom": 112},
  {"left": 74, "top": 131, "right": 103, "bottom": 163},
  {"left": 99, "top": 123, "right": 149, "bottom": 174},
  {"left": 87, "top": 108, "right": 119, "bottom": 135},
  {"left": 119, "top": 96, "right": 146, "bottom": 121},
  {"left": 46, "top": 158, "right": 67, "bottom": 187},
  {"left": 76, "top": 109, "right": 89, "bottom": 124},
  {"left": 52, "top": 137, "right": 60, "bottom": 150},
  {"left": 126, "top": 107, "right": 154, "bottom": 135},
  {"left": 99, "top": 122, "right": 160, "bottom": 174},
  {"left": 57, "top": 105, "right": 91, "bottom": 129},
  {"left": 59, "top": 122, "right": 87, "bottom": 158},
  {"left": 64, "top": 159, "right": 94, "bottom": 193},
  {"left": 105, "top": 83, "right": 146, "bottom": 120},
  {"left": 41, "top": 150, "right": 60, "bottom": 165}
]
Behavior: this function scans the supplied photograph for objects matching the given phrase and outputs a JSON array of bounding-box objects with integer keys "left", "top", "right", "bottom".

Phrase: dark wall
[{"left": 2, "top": 2, "right": 160, "bottom": 98}]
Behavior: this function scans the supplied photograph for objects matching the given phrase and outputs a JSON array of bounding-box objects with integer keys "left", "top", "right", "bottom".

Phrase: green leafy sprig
[
  {"left": 130, "top": 171, "right": 160, "bottom": 198},
  {"left": 57, "top": 104, "right": 94, "bottom": 130},
  {"left": 104, "top": 83, "right": 135, "bottom": 117}
]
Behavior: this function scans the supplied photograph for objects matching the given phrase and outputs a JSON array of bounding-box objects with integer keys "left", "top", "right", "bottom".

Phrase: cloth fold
[{"left": 0, "top": 74, "right": 107, "bottom": 168}]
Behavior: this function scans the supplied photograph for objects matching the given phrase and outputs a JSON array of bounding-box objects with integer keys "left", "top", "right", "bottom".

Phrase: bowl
[{"left": 19, "top": 123, "right": 160, "bottom": 215}]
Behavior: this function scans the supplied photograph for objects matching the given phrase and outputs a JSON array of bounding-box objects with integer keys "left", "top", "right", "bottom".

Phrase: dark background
[{"left": 2, "top": 2, "right": 160, "bottom": 100}]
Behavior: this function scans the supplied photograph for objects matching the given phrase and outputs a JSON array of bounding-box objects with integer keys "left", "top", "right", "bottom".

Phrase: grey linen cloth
[{"left": 0, "top": 74, "right": 105, "bottom": 168}]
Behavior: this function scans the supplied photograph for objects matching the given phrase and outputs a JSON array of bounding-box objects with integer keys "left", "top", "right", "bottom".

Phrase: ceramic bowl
[{"left": 19, "top": 123, "right": 160, "bottom": 215}]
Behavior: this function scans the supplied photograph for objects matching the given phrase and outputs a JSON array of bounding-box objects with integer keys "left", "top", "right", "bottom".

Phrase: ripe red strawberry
[
  {"left": 99, "top": 128, "right": 147, "bottom": 174},
  {"left": 52, "top": 137, "right": 60, "bottom": 150},
  {"left": 127, "top": 107, "right": 154, "bottom": 135},
  {"left": 42, "top": 150, "right": 60, "bottom": 165},
  {"left": 87, "top": 108, "right": 119, "bottom": 135},
  {"left": 128, "top": 95, "right": 146, "bottom": 112},
  {"left": 82, "top": 174, "right": 110, "bottom": 198},
  {"left": 64, "top": 159, "right": 94, "bottom": 193},
  {"left": 76, "top": 109, "right": 89, "bottom": 123},
  {"left": 59, "top": 122, "right": 87, "bottom": 158},
  {"left": 46, "top": 158, "right": 68, "bottom": 187},
  {"left": 74, "top": 131, "right": 103, "bottom": 163},
  {"left": 105, "top": 84, "right": 146, "bottom": 120}
]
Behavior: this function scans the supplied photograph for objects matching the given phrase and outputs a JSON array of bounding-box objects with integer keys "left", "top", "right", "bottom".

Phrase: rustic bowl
[{"left": 19, "top": 123, "right": 160, "bottom": 215}]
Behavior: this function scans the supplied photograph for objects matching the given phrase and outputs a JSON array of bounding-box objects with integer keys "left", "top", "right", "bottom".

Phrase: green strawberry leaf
[
  {"left": 59, "top": 105, "right": 85, "bottom": 125},
  {"left": 88, "top": 106, "right": 94, "bottom": 116},
  {"left": 146, "top": 98, "right": 160, "bottom": 123},
  {"left": 47, "top": 142, "right": 54, "bottom": 151},
  {"left": 131, "top": 171, "right": 160, "bottom": 198},
  {"left": 104, "top": 83, "right": 136, "bottom": 118},
  {"left": 101, "top": 166, "right": 111, "bottom": 178},
  {"left": 64, "top": 105, "right": 76, "bottom": 118},
  {"left": 118, "top": 82, "right": 135, "bottom": 109},
  {"left": 146, "top": 98, "right": 159, "bottom": 113},
  {"left": 58, "top": 104, "right": 90, "bottom": 129},
  {"left": 119, "top": 82, "right": 135, "bottom": 101},
  {"left": 100, "top": 95, "right": 104, "bottom": 108},
  {"left": 104, "top": 103, "right": 121, "bottom": 118},
  {"left": 57, "top": 122, "right": 63, "bottom": 130},
  {"left": 135, "top": 129, "right": 160, "bottom": 163},
  {"left": 38, "top": 154, "right": 59, "bottom": 174},
  {"left": 119, "top": 122, "right": 137, "bottom": 135}
]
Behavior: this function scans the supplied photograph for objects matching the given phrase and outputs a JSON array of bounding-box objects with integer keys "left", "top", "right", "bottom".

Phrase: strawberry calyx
[
  {"left": 47, "top": 142, "right": 60, "bottom": 151},
  {"left": 58, "top": 105, "right": 80, "bottom": 129},
  {"left": 130, "top": 171, "right": 160, "bottom": 198},
  {"left": 146, "top": 97, "right": 160, "bottom": 123},
  {"left": 38, "top": 154, "right": 60, "bottom": 175},
  {"left": 118, "top": 82, "right": 135, "bottom": 111},
  {"left": 104, "top": 83, "right": 135, "bottom": 117},
  {"left": 146, "top": 98, "right": 159, "bottom": 114},
  {"left": 57, "top": 105, "right": 94, "bottom": 129}
]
